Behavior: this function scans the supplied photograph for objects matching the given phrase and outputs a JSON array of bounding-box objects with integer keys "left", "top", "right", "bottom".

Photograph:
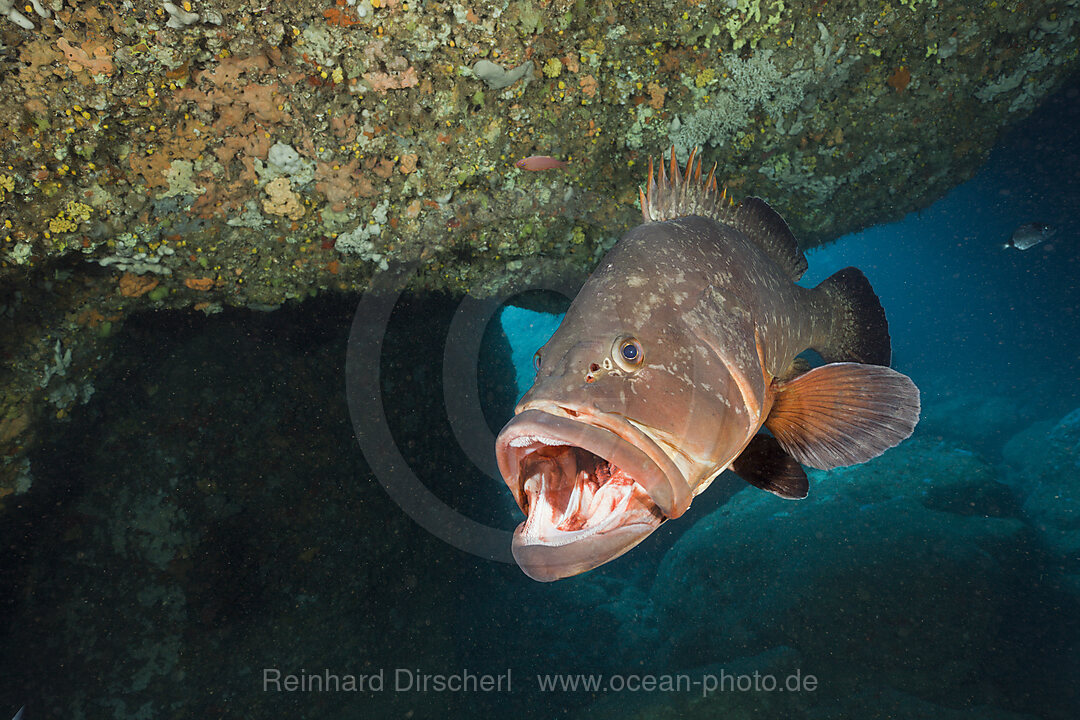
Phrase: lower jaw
[{"left": 511, "top": 518, "right": 662, "bottom": 582}]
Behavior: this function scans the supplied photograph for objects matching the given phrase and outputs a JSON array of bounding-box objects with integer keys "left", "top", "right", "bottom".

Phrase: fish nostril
[{"left": 589, "top": 363, "right": 600, "bottom": 372}]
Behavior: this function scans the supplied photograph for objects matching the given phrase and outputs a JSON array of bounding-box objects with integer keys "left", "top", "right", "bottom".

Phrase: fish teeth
[
  {"left": 585, "top": 482, "right": 606, "bottom": 517},
  {"left": 523, "top": 475, "right": 542, "bottom": 496},
  {"left": 527, "top": 464, "right": 642, "bottom": 537},
  {"left": 520, "top": 472, "right": 547, "bottom": 538},
  {"left": 509, "top": 435, "right": 571, "bottom": 447},
  {"left": 602, "top": 487, "right": 636, "bottom": 527},
  {"left": 581, "top": 474, "right": 596, "bottom": 509},
  {"left": 557, "top": 474, "right": 585, "bottom": 528},
  {"left": 583, "top": 481, "right": 624, "bottom": 528}
]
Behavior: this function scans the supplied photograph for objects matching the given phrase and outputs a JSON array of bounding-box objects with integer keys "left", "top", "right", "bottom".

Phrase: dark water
[{"left": 2, "top": 79, "right": 1079, "bottom": 719}]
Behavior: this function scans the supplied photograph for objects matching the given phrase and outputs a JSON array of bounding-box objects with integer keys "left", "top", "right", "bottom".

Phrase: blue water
[
  {"left": 802, "top": 120, "right": 1080, "bottom": 416},
  {"left": 501, "top": 306, "right": 564, "bottom": 401}
]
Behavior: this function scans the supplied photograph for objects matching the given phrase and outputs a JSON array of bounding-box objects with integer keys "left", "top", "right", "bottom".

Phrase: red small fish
[{"left": 515, "top": 156, "right": 568, "bottom": 171}]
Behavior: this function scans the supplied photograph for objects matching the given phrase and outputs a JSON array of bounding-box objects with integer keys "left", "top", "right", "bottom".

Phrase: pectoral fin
[
  {"left": 765, "top": 362, "right": 920, "bottom": 470},
  {"left": 732, "top": 433, "right": 808, "bottom": 500}
]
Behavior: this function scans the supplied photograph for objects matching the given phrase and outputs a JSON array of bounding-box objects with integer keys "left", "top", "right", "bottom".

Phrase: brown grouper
[{"left": 495, "top": 148, "right": 920, "bottom": 582}]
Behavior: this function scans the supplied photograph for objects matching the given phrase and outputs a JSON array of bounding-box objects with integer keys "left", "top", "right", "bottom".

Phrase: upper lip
[{"left": 495, "top": 402, "right": 692, "bottom": 518}]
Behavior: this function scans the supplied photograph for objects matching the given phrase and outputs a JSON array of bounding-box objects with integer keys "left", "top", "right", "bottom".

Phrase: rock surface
[
  {"left": 1007, "top": 408, "right": 1080, "bottom": 594},
  {"left": 642, "top": 437, "right": 1065, "bottom": 712}
]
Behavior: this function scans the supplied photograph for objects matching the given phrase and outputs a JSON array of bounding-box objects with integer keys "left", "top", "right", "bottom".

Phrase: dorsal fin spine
[
  {"left": 638, "top": 146, "right": 807, "bottom": 281},
  {"left": 640, "top": 146, "right": 732, "bottom": 227}
]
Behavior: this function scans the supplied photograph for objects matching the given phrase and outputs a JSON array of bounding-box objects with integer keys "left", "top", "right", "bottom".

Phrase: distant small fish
[
  {"left": 515, "top": 156, "right": 568, "bottom": 171},
  {"left": 1004, "top": 222, "right": 1057, "bottom": 250}
]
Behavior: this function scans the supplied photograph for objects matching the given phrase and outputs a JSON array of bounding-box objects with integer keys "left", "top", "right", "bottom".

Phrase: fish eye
[
  {"left": 614, "top": 337, "right": 644, "bottom": 371},
  {"left": 533, "top": 350, "right": 542, "bottom": 372}
]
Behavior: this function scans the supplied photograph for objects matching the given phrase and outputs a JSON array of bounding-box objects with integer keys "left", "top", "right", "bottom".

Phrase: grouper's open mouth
[{"left": 495, "top": 407, "right": 691, "bottom": 582}]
